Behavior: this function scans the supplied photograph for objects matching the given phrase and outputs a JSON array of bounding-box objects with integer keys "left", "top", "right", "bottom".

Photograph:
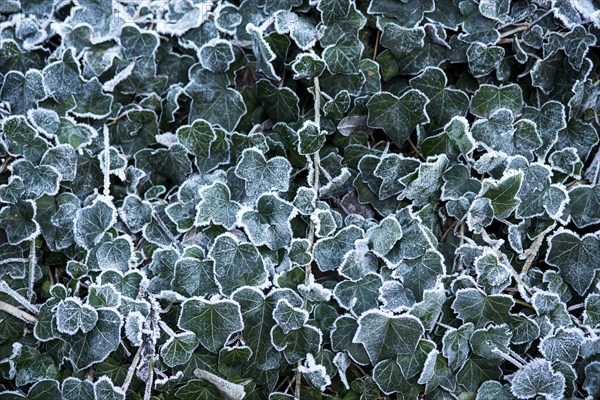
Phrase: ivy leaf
[
  {"left": 257, "top": 79, "right": 300, "bottom": 123},
  {"left": 334, "top": 273, "right": 383, "bottom": 315},
  {"left": 235, "top": 148, "right": 292, "bottom": 201},
  {"left": 1, "top": 115, "right": 48, "bottom": 162},
  {"left": 187, "top": 79, "right": 246, "bottom": 133},
  {"left": 274, "top": 11, "right": 318, "bottom": 50},
  {"left": 161, "top": 331, "right": 200, "bottom": 368},
  {"left": 208, "top": 233, "right": 268, "bottom": 295},
  {"left": 291, "top": 53, "right": 326, "bottom": 80},
  {"left": 178, "top": 297, "right": 243, "bottom": 354},
  {"left": 546, "top": 229, "right": 600, "bottom": 296},
  {"left": 452, "top": 289, "right": 514, "bottom": 328},
  {"left": 539, "top": 327, "right": 583, "bottom": 364},
  {"left": 56, "top": 298, "right": 98, "bottom": 335},
  {"left": 199, "top": 39, "right": 235, "bottom": 73},
  {"left": 417, "top": 349, "right": 457, "bottom": 393},
  {"left": 584, "top": 294, "right": 600, "bottom": 327},
  {"left": 10, "top": 159, "right": 60, "bottom": 199},
  {"left": 119, "top": 25, "right": 159, "bottom": 59},
  {"left": 0, "top": 199, "right": 39, "bottom": 245},
  {"left": 0, "top": 69, "right": 45, "bottom": 115},
  {"left": 476, "top": 380, "right": 513, "bottom": 400},
  {"left": 172, "top": 257, "right": 219, "bottom": 298},
  {"left": 380, "top": 23, "right": 425, "bottom": 58},
  {"left": 297, "top": 121, "right": 326, "bottom": 155},
  {"left": 366, "top": 90, "right": 429, "bottom": 146},
  {"left": 93, "top": 376, "right": 125, "bottom": 400},
  {"left": 74, "top": 198, "right": 117, "bottom": 250},
  {"left": 314, "top": 225, "right": 363, "bottom": 272},
  {"left": 195, "top": 182, "right": 241, "bottom": 230},
  {"left": 354, "top": 310, "right": 424, "bottom": 365},
  {"left": 522, "top": 101, "right": 567, "bottom": 160},
  {"left": 246, "top": 24, "right": 280, "bottom": 80},
  {"left": 470, "top": 324, "right": 512, "bottom": 360},
  {"left": 367, "top": 0, "right": 434, "bottom": 27},
  {"left": 62, "top": 377, "right": 95, "bottom": 400},
  {"left": 271, "top": 324, "right": 323, "bottom": 364},
  {"left": 442, "top": 323, "right": 474, "bottom": 370},
  {"left": 323, "top": 35, "right": 364, "bottom": 75},
  {"left": 467, "top": 42, "right": 504, "bottom": 78},
  {"left": 470, "top": 84, "right": 523, "bottom": 118},
  {"left": 240, "top": 193, "right": 294, "bottom": 250},
  {"left": 365, "top": 216, "right": 402, "bottom": 256},
  {"left": 273, "top": 298, "right": 309, "bottom": 334},
  {"left": 176, "top": 119, "right": 216, "bottom": 158},
  {"left": 479, "top": 170, "right": 524, "bottom": 219},
  {"left": 422, "top": 116, "right": 475, "bottom": 160},
  {"left": 510, "top": 359, "right": 565, "bottom": 400},
  {"left": 41, "top": 144, "right": 77, "bottom": 182}
]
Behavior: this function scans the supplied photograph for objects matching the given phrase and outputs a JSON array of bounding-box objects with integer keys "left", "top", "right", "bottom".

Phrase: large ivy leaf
[
  {"left": 235, "top": 148, "right": 292, "bottom": 201},
  {"left": 240, "top": 193, "right": 294, "bottom": 250},
  {"left": 510, "top": 359, "right": 565, "bottom": 400},
  {"left": 74, "top": 199, "right": 116, "bottom": 250},
  {"left": 452, "top": 289, "right": 514, "bottom": 328}
]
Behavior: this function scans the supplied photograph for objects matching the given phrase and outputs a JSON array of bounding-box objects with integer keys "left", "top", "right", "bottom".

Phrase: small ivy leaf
[
  {"left": 135, "top": 143, "right": 193, "bottom": 185},
  {"left": 297, "top": 121, "right": 326, "bottom": 155},
  {"left": 209, "top": 233, "right": 268, "bottom": 295},
  {"left": 479, "top": 0, "right": 511, "bottom": 22},
  {"left": 271, "top": 323, "right": 323, "bottom": 364},
  {"left": 584, "top": 293, "right": 600, "bottom": 327},
  {"left": 10, "top": 159, "right": 60, "bottom": 199},
  {"left": 515, "top": 163, "right": 568, "bottom": 220},
  {"left": 176, "top": 119, "right": 216, "bottom": 158},
  {"left": 366, "top": 216, "right": 402, "bottom": 257},
  {"left": 397, "top": 338, "right": 436, "bottom": 380},
  {"left": 65, "top": 308, "right": 122, "bottom": 371},
  {"left": 331, "top": 315, "right": 370, "bottom": 365},
  {"left": 0, "top": 69, "right": 45, "bottom": 115},
  {"left": 584, "top": 361, "right": 600, "bottom": 398},
  {"left": 477, "top": 380, "right": 514, "bottom": 400},
  {"left": 199, "top": 39, "right": 235, "bottom": 73},
  {"left": 380, "top": 22, "right": 425, "bottom": 58},
  {"left": 0, "top": 199, "right": 40, "bottom": 245},
  {"left": 124, "top": 311, "right": 144, "bottom": 346},
  {"left": 510, "top": 358, "right": 565, "bottom": 400},
  {"left": 556, "top": 119, "right": 599, "bottom": 162},
  {"left": 246, "top": 24, "right": 280, "bottom": 80},
  {"left": 72, "top": 78, "right": 113, "bottom": 119},
  {"left": 417, "top": 349, "right": 457, "bottom": 393},
  {"left": 563, "top": 25, "right": 596, "bottom": 69},
  {"left": 56, "top": 297, "right": 98, "bottom": 335},
  {"left": 334, "top": 272, "right": 383, "bottom": 315},
  {"left": 399, "top": 154, "right": 448, "bottom": 206},
  {"left": 408, "top": 281, "right": 446, "bottom": 330},
  {"left": 323, "top": 35, "right": 364, "bottom": 75},
  {"left": 298, "top": 353, "right": 332, "bottom": 392},
  {"left": 422, "top": 116, "right": 475, "bottom": 160},
  {"left": 1, "top": 115, "right": 48, "bottom": 162},
  {"left": 273, "top": 298, "right": 309, "bottom": 334},
  {"left": 470, "top": 324, "right": 512, "bottom": 360},
  {"left": 470, "top": 83, "right": 523, "bottom": 118},
  {"left": 379, "top": 281, "right": 415, "bottom": 312},
  {"left": 94, "top": 376, "right": 125, "bottom": 400},
  {"left": 373, "top": 153, "right": 419, "bottom": 200},
  {"left": 195, "top": 182, "right": 241, "bottom": 230},
  {"left": 289, "top": 239, "right": 312, "bottom": 266},
  {"left": 366, "top": 89, "right": 429, "bottom": 146},
  {"left": 467, "top": 197, "right": 494, "bottom": 233},
  {"left": 74, "top": 198, "right": 116, "bottom": 250},
  {"left": 257, "top": 79, "right": 300, "bottom": 123},
  {"left": 40, "top": 144, "right": 77, "bottom": 182},
  {"left": 235, "top": 148, "right": 292, "bottom": 201},
  {"left": 546, "top": 229, "right": 600, "bottom": 296},
  {"left": 479, "top": 170, "right": 524, "bottom": 219},
  {"left": 172, "top": 257, "right": 219, "bottom": 298},
  {"left": 452, "top": 288, "right": 514, "bottom": 328},
  {"left": 549, "top": 147, "right": 582, "bottom": 179},
  {"left": 55, "top": 117, "right": 97, "bottom": 150},
  {"left": 119, "top": 24, "right": 159, "bottom": 59},
  {"left": 323, "top": 90, "right": 351, "bottom": 120},
  {"left": 314, "top": 208, "right": 338, "bottom": 238},
  {"left": 161, "top": 330, "right": 200, "bottom": 368},
  {"left": 240, "top": 193, "right": 295, "bottom": 250},
  {"left": 96, "top": 236, "right": 133, "bottom": 272},
  {"left": 274, "top": 11, "right": 318, "bottom": 50},
  {"left": 467, "top": 42, "right": 505, "bottom": 78},
  {"left": 291, "top": 53, "right": 326, "bottom": 80},
  {"left": 539, "top": 327, "right": 584, "bottom": 364},
  {"left": 367, "top": 0, "right": 434, "bottom": 27},
  {"left": 88, "top": 284, "right": 121, "bottom": 308},
  {"left": 442, "top": 322, "right": 474, "bottom": 371},
  {"left": 62, "top": 377, "right": 95, "bottom": 400},
  {"left": 27, "top": 380, "right": 61, "bottom": 400},
  {"left": 186, "top": 78, "right": 246, "bottom": 133},
  {"left": 314, "top": 225, "right": 363, "bottom": 272},
  {"left": 354, "top": 310, "right": 425, "bottom": 365},
  {"left": 42, "top": 48, "right": 84, "bottom": 102},
  {"left": 119, "top": 194, "right": 152, "bottom": 233},
  {"left": 521, "top": 101, "right": 567, "bottom": 160},
  {"left": 178, "top": 297, "right": 243, "bottom": 354},
  {"left": 339, "top": 239, "right": 378, "bottom": 280},
  {"left": 394, "top": 250, "right": 444, "bottom": 301},
  {"left": 475, "top": 251, "right": 511, "bottom": 294}
]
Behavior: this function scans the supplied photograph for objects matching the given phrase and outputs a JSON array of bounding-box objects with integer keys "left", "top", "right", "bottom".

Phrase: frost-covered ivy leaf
[
  {"left": 27, "top": 380, "right": 61, "bottom": 400},
  {"left": 442, "top": 323, "right": 474, "bottom": 370},
  {"left": 274, "top": 10, "right": 318, "bottom": 50},
  {"left": 366, "top": 90, "right": 429, "bottom": 146},
  {"left": 367, "top": 0, "right": 434, "bottom": 27},
  {"left": 556, "top": 119, "right": 598, "bottom": 162},
  {"left": 331, "top": 315, "right": 370, "bottom": 365},
  {"left": 479, "top": 170, "right": 523, "bottom": 218},
  {"left": 372, "top": 153, "right": 419, "bottom": 200},
  {"left": 42, "top": 48, "right": 84, "bottom": 102},
  {"left": 477, "top": 380, "right": 513, "bottom": 400},
  {"left": 354, "top": 310, "right": 424, "bottom": 364},
  {"left": 510, "top": 359, "right": 565, "bottom": 400},
  {"left": 96, "top": 236, "right": 133, "bottom": 272},
  {"left": 55, "top": 117, "right": 97, "bottom": 150},
  {"left": 72, "top": 78, "right": 113, "bottom": 119},
  {"left": 475, "top": 251, "right": 511, "bottom": 294},
  {"left": 539, "top": 327, "right": 583, "bottom": 364},
  {"left": 394, "top": 249, "right": 444, "bottom": 301},
  {"left": 366, "top": 216, "right": 402, "bottom": 256},
  {"left": 271, "top": 323, "right": 322, "bottom": 364},
  {"left": 209, "top": 233, "right": 268, "bottom": 295},
  {"left": 334, "top": 273, "right": 382, "bottom": 315},
  {"left": 178, "top": 297, "right": 243, "bottom": 354},
  {"left": 514, "top": 163, "right": 568, "bottom": 220},
  {"left": 88, "top": 284, "right": 121, "bottom": 308},
  {"left": 379, "top": 281, "right": 415, "bottom": 312},
  {"left": 458, "top": 0, "right": 500, "bottom": 43},
  {"left": 546, "top": 229, "right": 600, "bottom": 296},
  {"left": 396, "top": 338, "right": 436, "bottom": 380},
  {"left": 0, "top": 176, "right": 25, "bottom": 204},
  {"left": 0, "top": 69, "right": 45, "bottom": 115},
  {"left": 467, "top": 197, "right": 494, "bottom": 233},
  {"left": 273, "top": 298, "right": 308, "bottom": 334},
  {"left": 257, "top": 79, "right": 300, "bottom": 123},
  {"left": 399, "top": 154, "right": 448, "bottom": 206},
  {"left": 584, "top": 294, "right": 600, "bottom": 327},
  {"left": 422, "top": 116, "right": 475, "bottom": 160},
  {"left": 240, "top": 193, "right": 294, "bottom": 250},
  {"left": 94, "top": 376, "right": 125, "bottom": 400},
  {"left": 161, "top": 331, "right": 200, "bottom": 368},
  {"left": 380, "top": 22, "right": 425, "bottom": 58},
  {"left": 1, "top": 115, "right": 48, "bottom": 162},
  {"left": 291, "top": 53, "right": 326, "bottom": 80},
  {"left": 10, "top": 159, "right": 60, "bottom": 199},
  {"left": 417, "top": 349, "right": 457, "bottom": 393},
  {"left": 27, "top": 108, "right": 59, "bottom": 138},
  {"left": 246, "top": 24, "right": 280, "bottom": 80},
  {"left": 40, "top": 144, "right": 77, "bottom": 182},
  {"left": 297, "top": 121, "right": 326, "bottom": 155},
  {"left": 372, "top": 358, "right": 410, "bottom": 395},
  {"left": 56, "top": 297, "right": 98, "bottom": 335},
  {"left": 135, "top": 143, "right": 192, "bottom": 185},
  {"left": 470, "top": 84, "right": 523, "bottom": 118},
  {"left": 199, "top": 39, "right": 235, "bottom": 73},
  {"left": 119, "top": 24, "right": 159, "bottom": 59},
  {"left": 479, "top": 0, "right": 511, "bottom": 21},
  {"left": 452, "top": 289, "right": 514, "bottom": 328},
  {"left": 195, "top": 182, "right": 240, "bottom": 230},
  {"left": 235, "top": 148, "right": 291, "bottom": 201},
  {"left": 314, "top": 225, "right": 363, "bottom": 272},
  {"left": 119, "top": 195, "right": 151, "bottom": 233},
  {"left": 408, "top": 282, "right": 446, "bottom": 330},
  {"left": 74, "top": 198, "right": 116, "bottom": 250},
  {"left": 457, "top": 356, "right": 502, "bottom": 392},
  {"left": 0, "top": 200, "right": 39, "bottom": 245},
  {"left": 323, "top": 35, "right": 364, "bottom": 75},
  {"left": 172, "top": 257, "right": 218, "bottom": 298},
  {"left": 467, "top": 42, "right": 504, "bottom": 78},
  {"left": 176, "top": 119, "right": 216, "bottom": 158},
  {"left": 62, "top": 377, "right": 95, "bottom": 400},
  {"left": 187, "top": 79, "right": 246, "bottom": 133},
  {"left": 521, "top": 101, "right": 566, "bottom": 160},
  {"left": 470, "top": 324, "right": 512, "bottom": 360},
  {"left": 65, "top": 308, "right": 122, "bottom": 371}
]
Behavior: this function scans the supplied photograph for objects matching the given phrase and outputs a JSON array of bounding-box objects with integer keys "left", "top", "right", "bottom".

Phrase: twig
[
  {"left": 0, "top": 281, "right": 39, "bottom": 315},
  {"left": 103, "top": 125, "right": 111, "bottom": 199},
  {"left": 143, "top": 357, "right": 154, "bottom": 400},
  {"left": 372, "top": 30, "right": 380, "bottom": 60},
  {"left": 27, "top": 239, "right": 36, "bottom": 302},
  {"left": 519, "top": 231, "right": 547, "bottom": 274},
  {"left": 121, "top": 344, "right": 143, "bottom": 393},
  {"left": 0, "top": 300, "right": 38, "bottom": 324}
]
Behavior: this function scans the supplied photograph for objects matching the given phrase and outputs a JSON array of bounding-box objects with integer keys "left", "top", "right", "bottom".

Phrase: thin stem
[
  {"left": 0, "top": 300, "right": 38, "bottom": 324},
  {"left": 519, "top": 231, "right": 547, "bottom": 274},
  {"left": 121, "top": 344, "right": 143, "bottom": 393},
  {"left": 372, "top": 30, "right": 380, "bottom": 60},
  {"left": 103, "top": 125, "right": 111, "bottom": 198},
  {"left": 492, "top": 347, "right": 523, "bottom": 368},
  {"left": 143, "top": 357, "right": 154, "bottom": 400},
  {"left": 499, "top": 25, "right": 529, "bottom": 38},
  {"left": 152, "top": 210, "right": 183, "bottom": 252},
  {"left": 28, "top": 239, "right": 36, "bottom": 302},
  {"left": 514, "top": 299, "right": 534, "bottom": 309},
  {"left": 0, "top": 281, "right": 38, "bottom": 315}
]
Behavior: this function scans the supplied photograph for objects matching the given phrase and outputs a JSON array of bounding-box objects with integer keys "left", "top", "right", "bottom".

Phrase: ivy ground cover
[{"left": 1, "top": 0, "right": 600, "bottom": 399}]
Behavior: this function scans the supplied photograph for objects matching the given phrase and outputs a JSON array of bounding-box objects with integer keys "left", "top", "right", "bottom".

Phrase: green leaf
[
  {"left": 470, "top": 324, "right": 511, "bottom": 360},
  {"left": 442, "top": 323, "right": 474, "bottom": 371},
  {"left": 366, "top": 90, "right": 429, "bottom": 146},
  {"left": 476, "top": 380, "right": 513, "bottom": 400},
  {"left": 61, "top": 377, "right": 95, "bottom": 400},
  {"left": 372, "top": 359, "right": 411, "bottom": 395},
  {"left": 173, "top": 257, "right": 219, "bottom": 298},
  {"left": 199, "top": 39, "right": 235, "bottom": 73},
  {"left": 367, "top": 0, "right": 434, "bottom": 27},
  {"left": 0, "top": 69, "right": 45, "bottom": 115},
  {"left": 418, "top": 349, "right": 457, "bottom": 393},
  {"left": 271, "top": 324, "right": 322, "bottom": 364},
  {"left": 354, "top": 310, "right": 424, "bottom": 365},
  {"left": 380, "top": 22, "right": 425, "bottom": 58},
  {"left": 479, "top": 170, "right": 524, "bottom": 219},
  {"left": 457, "top": 357, "right": 501, "bottom": 393},
  {"left": 422, "top": 116, "right": 475, "bottom": 160},
  {"left": 119, "top": 25, "right": 159, "bottom": 59},
  {"left": 208, "top": 233, "right": 268, "bottom": 295},
  {"left": 93, "top": 376, "right": 125, "bottom": 400},
  {"left": 187, "top": 82, "right": 246, "bottom": 133},
  {"left": 27, "top": 380, "right": 61, "bottom": 400},
  {"left": 246, "top": 24, "right": 280, "bottom": 80},
  {"left": 522, "top": 101, "right": 567, "bottom": 160},
  {"left": 539, "top": 327, "right": 583, "bottom": 364},
  {"left": 452, "top": 288, "right": 514, "bottom": 328},
  {"left": 323, "top": 35, "right": 364, "bottom": 74},
  {"left": 161, "top": 331, "right": 200, "bottom": 367},
  {"left": 274, "top": 11, "right": 318, "bottom": 50},
  {"left": 178, "top": 297, "right": 243, "bottom": 354},
  {"left": 74, "top": 198, "right": 116, "bottom": 250},
  {"left": 257, "top": 79, "right": 300, "bottom": 123},
  {"left": 174, "top": 379, "right": 222, "bottom": 400},
  {"left": 56, "top": 297, "right": 98, "bottom": 335},
  {"left": 1, "top": 115, "right": 48, "bottom": 162},
  {"left": 176, "top": 119, "right": 216, "bottom": 158},
  {"left": 314, "top": 225, "right": 363, "bottom": 272},
  {"left": 273, "top": 298, "right": 309, "bottom": 334},
  {"left": 195, "top": 182, "right": 241, "bottom": 230},
  {"left": 297, "top": 121, "right": 326, "bottom": 155},
  {"left": 0, "top": 199, "right": 39, "bottom": 245},
  {"left": 510, "top": 359, "right": 565, "bottom": 400},
  {"left": 291, "top": 53, "right": 325, "bottom": 80},
  {"left": 10, "top": 159, "right": 60, "bottom": 199},
  {"left": 134, "top": 144, "right": 192, "bottom": 185},
  {"left": 466, "top": 42, "right": 504, "bottom": 78},
  {"left": 366, "top": 216, "right": 402, "bottom": 256},
  {"left": 235, "top": 148, "right": 292, "bottom": 201},
  {"left": 240, "top": 193, "right": 294, "bottom": 250},
  {"left": 470, "top": 84, "right": 523, "bottom": 118},
  {"left": 545, "top": 229, "right": 600, "bottom": 296},
  {"left": 41, "top": 144, "right": 77, "bottom": 182},
  {"left": 584, "top": 294, "right": 600, "bottom": 327},
  {"left": 334, "top": 273, "right": 383, "bottom": 315}
]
